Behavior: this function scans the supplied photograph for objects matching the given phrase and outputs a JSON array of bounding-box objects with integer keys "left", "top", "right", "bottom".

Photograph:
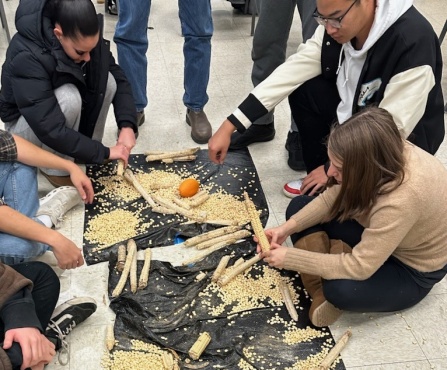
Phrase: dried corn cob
[
  {"left": 195, "top": 271, "right": 207, "bottom": 282},
  {"left": 129, "top": 242, "right": 138, "bottom": 293},
  {"left": 184, "top": 226, "right": 241, "bottom": 247},
  {"left": 279, "top": 280, "right": 298, "bottom": 321},
  {"left": 211, "top": 255, "right": 231, "bottom": 282},
  {"left": 233, "top": 257, "right": 244, "bottom": 267},
  {"left": 138, "top": 249, "right": 152, "bottom": 290},
  {"left": 161, "top": 155, "right": 197, "bottom": 164},
  {"left": 181, "top": 239, "right": 238, "bottom": 266},
  {"left": 195, "top": 230, "right": 251, "bottom": 250},
  {"left": 124, "top": 169, "right": 157, "bottom": 207},
  {"left": 243, "top": 192, "right": 270, "bottom": 252},
  {"left": 317, "top": 330, "right": 352, "bottom": 369},
  {"left": 106, "top": 324, "right": 115, "bottom": 351},
  {"left": 172, "top": 197, "right": 191, "bottom": 210},
  {"left": 116, "top": 244, "right": 126, "bottom": 272},
  {"left": 111, "top": 239, "right": 137, "bottom": 297},
  {"left": 145, "top": 147, "right": 199, "bottom": 162},
  {"left": 116, "top": 160, "right": 124, "bottom": 177},
  {"left": 162, "top": 351, "right": 174, "bottom": 369},
  {"left": 217, "top": 254, "right": 261, "bottom": 286},
  {"left": 188, "top": 332, "right": 211, "bottom": 360},
  {"left": 189, "top": 193, "right": 210, "bottom": 207},
  {"left": 152, "top": 194, "right": 194, "bottom": 219}
]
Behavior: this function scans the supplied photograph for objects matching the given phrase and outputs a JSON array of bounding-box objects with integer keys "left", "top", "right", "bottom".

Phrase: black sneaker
[
  {"left": 285, "top": 131, "right": 306, "bottom": 171},
  {"left": 45, "top": 297, "right": 97, "bottom": 365},
  {"left": 229, "top": 122, "right": 275, "bottom": 150}
]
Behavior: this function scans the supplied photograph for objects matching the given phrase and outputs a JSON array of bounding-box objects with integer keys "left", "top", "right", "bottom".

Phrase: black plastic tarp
[
  {"left": 107, "top": 243, "right": 345, "bottom": 369},
  {"left": 83, "top": 149, "right": 268, "bottom": 265}
]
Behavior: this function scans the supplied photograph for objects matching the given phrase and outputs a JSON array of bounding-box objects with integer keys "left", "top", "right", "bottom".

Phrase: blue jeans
[
  {"left": 0, "top": 162, "right": 49, "bottom": 264},
  {"left": 114, "top": 0, "right": 213, "bottom": 112}
]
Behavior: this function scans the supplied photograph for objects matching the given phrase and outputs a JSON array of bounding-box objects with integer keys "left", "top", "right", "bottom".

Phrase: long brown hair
[{"left": 327, "top": 107, "right": 405, "bottom": 221}]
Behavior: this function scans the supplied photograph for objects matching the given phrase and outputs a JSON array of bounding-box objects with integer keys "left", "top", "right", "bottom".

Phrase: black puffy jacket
[{"left": 0, "top": 0, "right": 137, "bottom": 164}]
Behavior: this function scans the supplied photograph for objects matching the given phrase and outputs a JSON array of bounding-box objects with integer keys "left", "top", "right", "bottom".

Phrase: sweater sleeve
[
  {"left": 283, "top": 190, "right": 421, "bottom": 280},
  {"left": 228, "top": 25, "right": 325, "bottom": 132}
]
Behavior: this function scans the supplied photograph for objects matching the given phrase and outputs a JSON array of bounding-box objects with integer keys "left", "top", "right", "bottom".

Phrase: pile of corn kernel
[
  {"left": 101, "top": 339, "right": 167, "bottom": 370},
  {"left": 85, "top": 165, "right": 262, "bottom": 249},
  {"left": 199, "top": 264, "right": 298, "bottom": 316}
]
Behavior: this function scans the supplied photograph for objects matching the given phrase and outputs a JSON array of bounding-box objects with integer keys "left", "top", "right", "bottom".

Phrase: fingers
[{"left": 2, "top": 332, "right": 12, "bottom": 349}]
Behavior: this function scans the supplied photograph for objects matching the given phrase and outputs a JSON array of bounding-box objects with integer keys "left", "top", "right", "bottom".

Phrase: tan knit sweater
[{"left": 284, "top": 143, "right": 447, "bottom": 280}]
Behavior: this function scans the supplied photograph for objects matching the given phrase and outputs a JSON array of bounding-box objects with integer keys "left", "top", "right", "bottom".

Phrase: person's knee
[
  {"left": 54, "top": 84, "right": 82, "bottom": 127},
  {"left": 286, "top": 195, "right": 315, "bottom": 220},
  {"left": 323, "top": 279, "right": 354, "bottom": 310},
  {"left": 105, "top": 73, "right": 117, "bottom": 102}
]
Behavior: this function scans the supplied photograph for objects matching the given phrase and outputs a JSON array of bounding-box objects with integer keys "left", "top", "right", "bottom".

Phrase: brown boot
[
  {"left": 186, "top": 109, "right": 212, "bottom": 144},
  {"left": 40, "top": 171, "right": 73, "bottom": 188},
  {"left": 294, "top": 232, "right": 343, "bottom": 327},
  {"left": 329, "top": 238, "right": 353, "bottom": 254}
]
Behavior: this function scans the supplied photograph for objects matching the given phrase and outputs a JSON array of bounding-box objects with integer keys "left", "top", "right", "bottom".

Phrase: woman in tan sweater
[{"left": 259, "top": 107, "right": 447, "bottom": 327}]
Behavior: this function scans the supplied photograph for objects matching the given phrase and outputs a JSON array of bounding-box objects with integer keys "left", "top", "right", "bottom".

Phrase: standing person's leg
[
  {"left": 0, "top": 163, "right": 50, "bottom": 264},
  {"left": 287, "top": 0, "right": 318, "bottom": 170},
  {"left": 179, "top": 0, "right": 213, "bottom": 144},
  {"left": 230, "top": 0, "right": 296, "bottom": 149},
  {"left": 113, "top": 0, "right": 151, "bottom": 126}
]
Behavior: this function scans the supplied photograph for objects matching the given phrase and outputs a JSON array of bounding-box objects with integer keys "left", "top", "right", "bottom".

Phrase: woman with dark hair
[
  {"left": 0, "top": 0, "right": 138, "bottom": 187},
  {"left": 258, "top": 107, "right": 447, "bottom": 327}
]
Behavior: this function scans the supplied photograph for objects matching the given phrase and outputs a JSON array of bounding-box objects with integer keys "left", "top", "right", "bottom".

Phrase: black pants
[
  {"left": 288, "top": 76, "right": 340, "bottom": 173},
  {"left": 0, "top": 262, "right": 60, "bottom": 369},
  {"left": 286, "top": 196, "right": 441, "bottom": 313}
]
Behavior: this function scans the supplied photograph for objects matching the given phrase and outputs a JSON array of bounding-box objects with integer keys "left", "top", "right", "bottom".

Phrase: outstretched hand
[
  {"left": 68, "top": 165, "right": 94, "bottom": 204},
  {"left": 208, "top": 119, "right": 235, "bottom": 164},
  {"left": 3, "top": 328, "right": 55, "bottom": 370}
]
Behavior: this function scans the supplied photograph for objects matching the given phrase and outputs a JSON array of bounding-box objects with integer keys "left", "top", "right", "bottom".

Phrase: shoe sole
[
  {"left": 40, "top": 170, "right": 73, "bottom": 188},
  {"left": 51, "top": 297, "right": 97, "bottom": 320},
  {"left": 311, "top": 300, "right": 343, "bottom": 327},
  {"left": 39, "top": 186, "right": 79, "bottom": 207},
  {"left": 283, "top": 184, "right": 302, "bottom": 198},
  {"left": 186, "top": 115, "right": 211, "bottom": 144}
]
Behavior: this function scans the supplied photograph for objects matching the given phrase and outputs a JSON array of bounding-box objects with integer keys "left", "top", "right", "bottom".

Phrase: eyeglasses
[{"left": 313, "top": 0, "right": 360, "bottom": 29}]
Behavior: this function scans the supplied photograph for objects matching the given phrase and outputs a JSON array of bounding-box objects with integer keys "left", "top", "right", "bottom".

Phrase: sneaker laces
[{"left": 47, "top": 319, "right": 76, "bottom": 366}]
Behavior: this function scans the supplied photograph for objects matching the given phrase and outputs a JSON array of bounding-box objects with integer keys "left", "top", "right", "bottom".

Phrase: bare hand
[
  {"left": 260, "top": 243, "right": 288, "bottom": 269},
  {"left": 117, "top": 127, "right": 136, "bottom": 152},
  {"left": 301, "top": 165, "right": 328, "bottom": 195},
  {"left": 3, "top": 328, "right": 55, "bottom": 370},
  {"left": 50, "top": 232, "right": 84, "bottom": 269},
  {"left": 208, "top": 120, "right": 235, "bottom": 164},
  {"left": 68, "top": 164, "right": 94, "bottom": 204},
  {"left": 109, "top": 144, "right": 130, "bottom": 167}
]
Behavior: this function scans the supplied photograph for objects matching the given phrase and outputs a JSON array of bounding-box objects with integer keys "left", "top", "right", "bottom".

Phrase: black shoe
[
  {"left": 285, "top": 131, "right": 306, "bottom": 171},
  {"left": 229, "top": 122, "right": 275, "bottom": 150},
  {"left": 136, "top": 111, "right": 145, "bottom": 127},
  {"left": 45, "top": 297, "right": 97, "bottom": 365},
  {"left": 186, "top": 109, "right": 212, "bottom": 144}
]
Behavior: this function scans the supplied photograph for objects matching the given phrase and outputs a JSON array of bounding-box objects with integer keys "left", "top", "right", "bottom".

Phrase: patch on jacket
[{"left": 358, "top": 78, "right": 382, "bottom": 106}]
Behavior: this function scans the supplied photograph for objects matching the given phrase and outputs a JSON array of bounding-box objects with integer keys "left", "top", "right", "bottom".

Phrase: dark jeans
[
  {"left": 0, "top": 262, "right": 60, "bottom": 369},
  {"left": 286, "top": 196, "right": 441, "bottom": 312},
  {"left": 288, "top": 76, "right": 340, "bottom": 172}
]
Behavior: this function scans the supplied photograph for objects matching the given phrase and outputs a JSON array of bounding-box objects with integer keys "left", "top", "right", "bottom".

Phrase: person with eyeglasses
[
  {"left": 208, "top": 0, "right": 444, "bottom": 197},
  {"left": 0, "top": 0, "right": 138, "bottom": 188}
]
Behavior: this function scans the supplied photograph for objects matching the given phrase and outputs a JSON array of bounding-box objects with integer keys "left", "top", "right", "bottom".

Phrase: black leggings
[
  {"left": 286, "top": 196, "right": 434, "bottom": 312},
  {"left": 0, "top": 262, "right": 60, "bottom": 369}
]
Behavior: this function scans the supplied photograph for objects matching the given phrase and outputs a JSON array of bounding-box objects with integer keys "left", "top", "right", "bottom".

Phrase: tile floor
[{"left": 1, "top": 0, "right": 447, "bottom": 369}]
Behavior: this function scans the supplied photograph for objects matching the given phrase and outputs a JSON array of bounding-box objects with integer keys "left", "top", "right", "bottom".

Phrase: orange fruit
[{"left": 179, "top": 178, "right": 200, "bottom": 198}]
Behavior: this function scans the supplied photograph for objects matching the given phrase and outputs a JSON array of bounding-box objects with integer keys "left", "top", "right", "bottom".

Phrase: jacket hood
[
  {"left": 348, "top": 0, "right": 413, "bottom": 57},
  {"left": 15, "top": 0, "right": 54, "bottom": 48}
]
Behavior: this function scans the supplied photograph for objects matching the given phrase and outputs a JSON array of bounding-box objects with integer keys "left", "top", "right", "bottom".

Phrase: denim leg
[
  {"left": 0, "top": 162, "right": 49, "bottom": 264},
  {"left": 114, "top": 0, "right": 151, "bottom": 112},
  {"left": 178, "top": 0, "right": 213, "bottom": 111}
]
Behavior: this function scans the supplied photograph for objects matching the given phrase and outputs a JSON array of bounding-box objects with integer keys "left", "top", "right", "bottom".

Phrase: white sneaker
[
  {"left": 36, "top": 186, "right": 81, "bottom": 228},
  {"left": 283, "top": 178, "right": 304, "bottom": 198}
]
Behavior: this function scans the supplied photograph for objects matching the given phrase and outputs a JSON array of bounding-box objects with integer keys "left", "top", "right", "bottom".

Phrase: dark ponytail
[{"left": 44, "top": 0, "right": 99, "bottom": 39}]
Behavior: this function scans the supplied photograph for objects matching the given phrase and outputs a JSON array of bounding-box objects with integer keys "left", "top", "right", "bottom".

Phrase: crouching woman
[{"left": 259, "top": 107, "right": 447, "bottom": 327}]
